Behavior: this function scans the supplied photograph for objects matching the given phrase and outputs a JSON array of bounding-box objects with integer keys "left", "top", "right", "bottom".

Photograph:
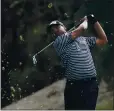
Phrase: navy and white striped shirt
[{"left": 53, "top": 32, "right": 97, "bottom": 80}]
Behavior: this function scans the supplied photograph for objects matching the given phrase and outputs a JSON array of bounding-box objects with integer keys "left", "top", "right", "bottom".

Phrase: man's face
[{"left": 51, "top": 25, "right": 66, "bottom": 35}]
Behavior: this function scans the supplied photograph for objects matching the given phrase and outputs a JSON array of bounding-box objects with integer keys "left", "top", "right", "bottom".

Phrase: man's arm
[
  {"left": 94, "top": 22, "right": 108, "bottom": 46},
  {"left": 87, "top": 14, "right": 108, "bottom": 46},
  {"left": 71, "top": 20, "right": 88, "bottom": 40}
]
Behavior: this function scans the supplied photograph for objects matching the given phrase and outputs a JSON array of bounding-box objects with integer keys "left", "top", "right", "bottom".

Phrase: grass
[{"left": 96, "top": 99, "right": 113, "bottom": 110}]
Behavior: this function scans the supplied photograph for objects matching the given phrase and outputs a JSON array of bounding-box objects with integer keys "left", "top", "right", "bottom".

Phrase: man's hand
[
  {"left": 87, "top": 14, "right": 97, "bottom": 25},
  {"left": 80, "top": 16, "right": 88, "bottom": 22},
  {"left": 79, "top": 19, "right": 88, "bottom": 30}
]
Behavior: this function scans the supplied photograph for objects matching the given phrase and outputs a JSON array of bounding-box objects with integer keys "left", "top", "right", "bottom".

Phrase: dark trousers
[{"left": 64, "top": 77, "right": 99, "bottom": 110}]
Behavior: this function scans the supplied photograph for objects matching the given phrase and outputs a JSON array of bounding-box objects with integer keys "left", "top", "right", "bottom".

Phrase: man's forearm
[
  {"left": 87, "top": 14, "right": 108, "bottom": 45},
  {"left": 71, "top": 20, "right": 88, "bottom": 39},
  {"left": 94, "top": 22, "right": 107, "bottom": 41},
  {"left": 71, "top": 25, "right": 84, "bottom": 39}
]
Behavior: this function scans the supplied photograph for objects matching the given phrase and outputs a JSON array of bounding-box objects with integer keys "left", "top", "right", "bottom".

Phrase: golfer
[{"left": 47, "top": 15, "right": 108, "bottom": 110}]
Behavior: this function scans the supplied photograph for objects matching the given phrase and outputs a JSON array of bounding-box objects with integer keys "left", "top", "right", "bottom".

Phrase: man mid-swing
[{"left": 47, "top": 15, "right": 108, "bottom": 110}]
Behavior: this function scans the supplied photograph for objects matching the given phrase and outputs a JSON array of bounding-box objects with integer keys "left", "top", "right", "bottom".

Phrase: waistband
[{"left": 67, "top": 77, "right": 97, "bottom": 83}]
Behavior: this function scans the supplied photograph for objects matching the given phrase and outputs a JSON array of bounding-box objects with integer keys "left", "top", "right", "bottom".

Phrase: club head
[{"left": 32, "top": 55, "right": 37, "bottom": 65}]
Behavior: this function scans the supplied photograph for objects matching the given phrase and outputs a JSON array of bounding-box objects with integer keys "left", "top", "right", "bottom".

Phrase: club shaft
[
  {"left": 34, "top": 41, "right": 54, "bottom": 56},
  {"left": 33, "top": 22, "right": 81, "bottom": 57}
]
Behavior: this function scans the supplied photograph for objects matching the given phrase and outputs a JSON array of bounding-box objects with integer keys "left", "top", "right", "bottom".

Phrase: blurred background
[{"left": 1, "top": 0, "right": 114, "bottom": 109}]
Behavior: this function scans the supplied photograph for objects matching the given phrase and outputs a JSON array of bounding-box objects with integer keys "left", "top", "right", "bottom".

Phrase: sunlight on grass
[{"left": 96, "top": 99, "right": 113, "bottom": 110}]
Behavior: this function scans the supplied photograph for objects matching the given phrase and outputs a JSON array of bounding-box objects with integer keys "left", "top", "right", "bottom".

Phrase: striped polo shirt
[{"left": 53, "top": 32, "right": 97, "bottom": 80}]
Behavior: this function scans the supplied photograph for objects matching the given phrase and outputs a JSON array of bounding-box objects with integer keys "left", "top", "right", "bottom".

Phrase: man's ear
[{"left": 52, "top": 33, "right": 55, "bottom": 37}]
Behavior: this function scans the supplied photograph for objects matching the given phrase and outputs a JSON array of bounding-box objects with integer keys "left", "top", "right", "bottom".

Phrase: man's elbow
[
  {"left": 103, "top": 36, "right": 108, "bottom": 45},
  {"left": 96, "top": 36, "right": 108, "bottom": 46},
  {"left": 101, "top": 39, "right": 108, "bottom": 45}
]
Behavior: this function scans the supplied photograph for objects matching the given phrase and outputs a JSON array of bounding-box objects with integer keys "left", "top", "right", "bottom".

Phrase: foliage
[{"left": 1, "top": 0, "right": 114, "bottom": 108}]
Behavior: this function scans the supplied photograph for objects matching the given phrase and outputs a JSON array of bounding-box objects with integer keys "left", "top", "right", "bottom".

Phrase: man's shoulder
[
  {"left": 53, "top": 32, "right": 68, "bottom": 43},
  {"left": 53, "top": 36, "right": 61, "bottom": 48}
]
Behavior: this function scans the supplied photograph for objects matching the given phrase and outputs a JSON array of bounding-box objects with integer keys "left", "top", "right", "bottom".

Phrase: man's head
[{"left": 47, "top": 20, "right": 66, "bottom": 36}]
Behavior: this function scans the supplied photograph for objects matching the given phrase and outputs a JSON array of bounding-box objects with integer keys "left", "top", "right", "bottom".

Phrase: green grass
[{"left": 96, "top": 99, "right": 113, "bottom": 110}]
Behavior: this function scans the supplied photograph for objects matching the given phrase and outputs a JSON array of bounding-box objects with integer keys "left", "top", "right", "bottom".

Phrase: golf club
[{"left": 32, "top": 20, "right": 83, "bottom": 65}]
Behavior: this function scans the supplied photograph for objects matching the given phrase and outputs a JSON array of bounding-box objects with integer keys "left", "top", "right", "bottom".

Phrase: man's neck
[{"left": 57, "top": 31, "right": 66, "bottom": 36}]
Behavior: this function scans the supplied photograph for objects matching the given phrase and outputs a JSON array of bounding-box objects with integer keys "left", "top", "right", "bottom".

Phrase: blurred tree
[
  {"left": 1, "top": 0, "right": 114, "bottom": 108},
  {"left": 85, "top": 0, "right": 114, "bottom": 93}
]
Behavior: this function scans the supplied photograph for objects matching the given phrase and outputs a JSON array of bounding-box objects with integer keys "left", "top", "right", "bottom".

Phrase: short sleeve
[
  {"left": 53, "top": 32, "right": 73, "bottom": 56},
  {"left": 85, "top": 36, "right": 97, "bottom": 48}
]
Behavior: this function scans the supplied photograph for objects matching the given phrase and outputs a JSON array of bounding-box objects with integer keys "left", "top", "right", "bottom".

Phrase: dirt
[{"left": 3, "top": 79, "right": 113, "bottom": 110}]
